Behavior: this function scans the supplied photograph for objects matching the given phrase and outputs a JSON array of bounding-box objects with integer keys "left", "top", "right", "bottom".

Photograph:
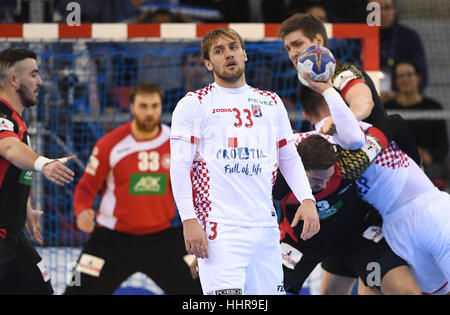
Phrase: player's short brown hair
[
  {"left": 297, "top": 134, "right": 337, "bottom": 170},
  {"left": 298, "top": 85, "right": 329, "bottom": 119},
  {"left": 278, "top": 13, "right": 329, "bottom": 48},
  {"left": 129, "top": 81, "right": 163, "bottom": 104},
  {"left": 201, "top": 28, "right": 245, "bottom": 61}
]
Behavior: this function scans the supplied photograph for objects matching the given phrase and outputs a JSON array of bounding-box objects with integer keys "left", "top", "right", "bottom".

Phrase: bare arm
[
  {"left": 0, "top": 136, "right": 74, "bottom": 185},
  {"left": 344, "top": 82, "right": 374, "bottom": 121},
  {"left": 0, "top": 137, "right": 39, "bottom": 170}
]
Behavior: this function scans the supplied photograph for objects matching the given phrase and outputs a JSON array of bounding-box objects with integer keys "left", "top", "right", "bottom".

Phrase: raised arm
[{"left": 303, "top": 75, "right": 365, "bottom": 150}]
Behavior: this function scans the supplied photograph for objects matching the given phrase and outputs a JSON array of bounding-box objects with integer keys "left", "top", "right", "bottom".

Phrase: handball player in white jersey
[{"left": 170, "top": 28, "right": 318, "bottom": 295}]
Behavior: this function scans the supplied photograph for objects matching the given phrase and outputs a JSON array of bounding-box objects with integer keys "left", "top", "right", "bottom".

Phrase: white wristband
[{"left": 34, "top": 156, "right": 53, "bottom": 172}]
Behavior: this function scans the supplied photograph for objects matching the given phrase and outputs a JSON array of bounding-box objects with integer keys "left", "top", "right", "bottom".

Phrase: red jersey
[{"left": 73, "top": 122, "right": 174, "bottom": 235}]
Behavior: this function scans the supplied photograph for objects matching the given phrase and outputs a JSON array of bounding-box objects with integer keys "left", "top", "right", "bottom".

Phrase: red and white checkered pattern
[
  {"left": 194, "top": 84, "right": 215, "bottom": 104},
  {"left": 192, "top": 160, "right": 211, "bottom": 221},
  {"left": 374, "top": 142, "right": 409, "bottom": 169},
  {"left": 271, "top": 163, "right": 279, "bottom": 188},
  {"left": 249, "top": 87, "right": 278, "bottom": 105}
]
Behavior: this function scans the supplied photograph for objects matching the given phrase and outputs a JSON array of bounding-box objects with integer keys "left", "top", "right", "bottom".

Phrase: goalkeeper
[{"left": 64, "top": 82, "right": 201, "bottom": 295}]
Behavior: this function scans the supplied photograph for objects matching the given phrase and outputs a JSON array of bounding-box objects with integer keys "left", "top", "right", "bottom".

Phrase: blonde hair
[{"left": 201, "top": 28, "right": 245, "bottom": 61}]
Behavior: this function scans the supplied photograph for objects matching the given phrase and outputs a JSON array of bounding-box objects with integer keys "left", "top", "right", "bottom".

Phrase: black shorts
[
  {"left": 0, "top": 232, "right": 53, "bottom": 295},
  {"left": 321, "top": 237, "right": 408, "bottom": 288},
  {"left": 64, "top": 226, "right": 202, "bottom": 295}
]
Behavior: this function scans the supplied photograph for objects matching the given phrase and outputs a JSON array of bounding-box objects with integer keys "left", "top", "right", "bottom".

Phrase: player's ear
[
  {"left": 203, "top": 59, "right": 213, "bottom": 72},
  {"left": 8, "top": 71, "right": 18, "bottom": 88},
  {"left": 243, "top": 50, "right": 248, "bottom": 62},
  {"left": 314, "top": 33, "right": 324, "bottom": 47}
]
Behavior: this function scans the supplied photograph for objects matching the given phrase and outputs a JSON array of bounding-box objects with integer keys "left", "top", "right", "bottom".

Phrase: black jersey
[
  {"left": 276, "top": 155, "right": 377, "bottom": 257},
  {"left": 332, "top": 61, "right": 386, "bottom": 124},
  {"left": 274, "top": 115, "right": 420, "bottom": 257},
  {"left": 0, "top": 99, "right": 32, "bottom": 237}
]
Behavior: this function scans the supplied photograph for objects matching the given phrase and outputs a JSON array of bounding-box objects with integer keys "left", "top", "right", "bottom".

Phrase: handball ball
[{"left": 297, "top": 45, "right": 336, "bottom": 87}]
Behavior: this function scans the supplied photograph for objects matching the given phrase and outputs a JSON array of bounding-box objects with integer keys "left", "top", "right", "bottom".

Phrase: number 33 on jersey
[{"left": 73, "top": 122, "right": 175, "bottom": 234}]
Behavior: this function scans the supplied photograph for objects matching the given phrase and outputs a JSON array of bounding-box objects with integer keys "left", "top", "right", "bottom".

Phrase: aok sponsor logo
[
  {"left": 129, "top": 173, "right": 167, "bottom": 195},
  {"left": 19, "top": 170, "right": 33, "bottom": 186}
]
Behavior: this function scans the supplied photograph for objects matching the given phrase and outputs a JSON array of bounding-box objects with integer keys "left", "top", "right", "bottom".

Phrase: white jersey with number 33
[{"left": 171, "top": 83, "right": 295, "bottom": 227}]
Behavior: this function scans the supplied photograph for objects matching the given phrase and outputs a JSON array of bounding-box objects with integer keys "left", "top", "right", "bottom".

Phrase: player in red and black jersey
[
  {"left": 0, "top": 48, "right": 74, "bottom": 294},
  {"left": 64, "top": 82, "right": 202, "bottom": 295}
]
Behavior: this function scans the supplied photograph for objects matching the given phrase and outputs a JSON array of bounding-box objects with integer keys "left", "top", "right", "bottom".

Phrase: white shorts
[
  {"left": 382, "top": 189, "right": 450, "bottom": 295},
  {"left": 197, "top": 222, "right": 284, "bottom": 295}
]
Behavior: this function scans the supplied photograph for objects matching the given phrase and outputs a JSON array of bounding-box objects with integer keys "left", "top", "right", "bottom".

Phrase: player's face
[
  {"left": 204, "top": 35, "right": 247, "bottom": 85},
  {"left": 306, "top": 166, "right": 335, "bottom": 193},
  {"left": 395, "top": 63, "right": 420, "bottom": 93},
  {"left": 374, "top": 0, "right": 396, "bottom": 28},
  {"left": 283, "top": 30, "right": 323, "bottom": 71},
  {"left": 13, "top": 58, "right": 42, "bottom": 108},
  {"left": 131, "top": 92, "right": 162, "bottom": 133}
]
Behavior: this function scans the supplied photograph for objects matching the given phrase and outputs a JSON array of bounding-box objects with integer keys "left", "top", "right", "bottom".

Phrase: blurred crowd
[{"left": 0, "top": 0, "right": 372, "bottom": 24}]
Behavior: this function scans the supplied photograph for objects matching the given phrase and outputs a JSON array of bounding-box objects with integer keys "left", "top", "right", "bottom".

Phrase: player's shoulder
[
  {"left": 333, "top": 61, "right": 365, "bottom": 80},
  {"left": 247, "top": 85, "right": 281, "bottom": 105},
  {"left": 0, "top": 100, "right": 18, "bottom": 133},
  {"left": 160, "top": 123, "right": 171, "bottom": 140},
  {"left": 332, "top": 61, "right": 366, "bottom": 92},
  {"left": 96, "top": 121, "right": 132, "bottom": 148},
  {"left": 182, "top": 83, "right": 216, "bottom": 104}
]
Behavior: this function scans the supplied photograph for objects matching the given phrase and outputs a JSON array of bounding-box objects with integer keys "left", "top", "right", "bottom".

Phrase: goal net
[{"left": 0, "top": 23, "right": 379, "bottom": 295}]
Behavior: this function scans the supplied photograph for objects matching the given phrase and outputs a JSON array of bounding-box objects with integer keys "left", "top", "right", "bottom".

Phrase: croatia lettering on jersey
[
  {"left": 171, "top": 83, "right": 295, "bottom": 227},
  {"left": 73, "top": 123, "right": 175, "bottom": 235}
]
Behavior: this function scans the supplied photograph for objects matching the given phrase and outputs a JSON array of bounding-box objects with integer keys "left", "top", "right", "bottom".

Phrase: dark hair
[
  {"left": 299, "top": 85, "right": 328, "bottom": 118},
  {"left": 0, "top": 48, "right": 37, "bottom": 69},
  {"left": 394, "top": 59, "right": 422, "bottom": 77},
  {"left": 278, "top": 13, "right": 329, "bottom": 48},
  {"left": 297, "top": 134, "right": 337, "bottom": 170},
  {"left": 129, "top": 81, "right": 163, "bottom": 103}
]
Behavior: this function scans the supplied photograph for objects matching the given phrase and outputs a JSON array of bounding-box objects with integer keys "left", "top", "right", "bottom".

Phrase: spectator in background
[
  {"left": 0, "top": 0, "right": 17, "bottom": 23},
  {"left": 385, "top": 60, "right": 448, "bottom": 188},
  {"left": 180, "top": 0, "right": 250, "bottom": 22},
  {"left": 56, "top": 0, "right": 137, "bottom": 23},
  {"left": 372, "top": 0, "right": 428, "bottom": 104},
  {"left": 305, "top": 3, "right": 328, "bottom": 23}
]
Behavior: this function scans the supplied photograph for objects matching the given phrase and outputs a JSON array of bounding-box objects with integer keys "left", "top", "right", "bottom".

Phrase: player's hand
[
  {"left": 291, "top": 199, "right": 320, "bottom": 241},
  {"left": 182, "top": 219, "right": 209, "bottom": 259},
  {"left": 77, "top": 209, "right": 96, "bottom": 234},
  {"left": 189, "top": 256, "right": 199, "bottom": 279},
  {"left": 26, "top": 207, "right": 44, "bottom": 245},
  {"left": 42, "top": 155, "right": 75, "bottom": 186},
  {"left": 319, "top": 117, "right": 337, "bottom": 135},
  {"left": 303, "top": 73, "right": 333, "bottom": 94}
]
